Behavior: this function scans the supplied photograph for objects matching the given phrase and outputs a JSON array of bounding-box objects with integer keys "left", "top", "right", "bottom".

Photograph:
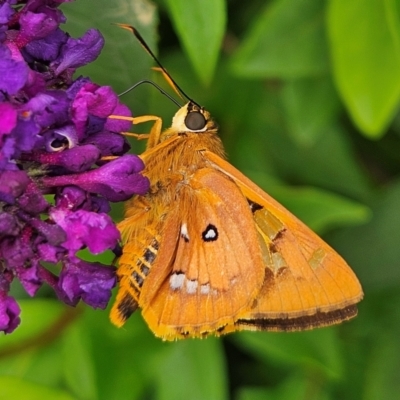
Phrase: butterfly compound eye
[{"left": 185, "top": 111, "right": 207, "bottom": 131}]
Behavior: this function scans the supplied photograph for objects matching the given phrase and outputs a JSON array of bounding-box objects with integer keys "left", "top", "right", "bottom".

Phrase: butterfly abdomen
[{"left": 110, "top": 202, "right": 163, "bottom": 327}]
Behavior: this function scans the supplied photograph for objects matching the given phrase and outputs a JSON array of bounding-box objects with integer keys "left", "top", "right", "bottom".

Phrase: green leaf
[
  {"left": 163, "top": 0, "right": 226, "bottom": 85},
  {"left": 237, "top": 387, "right": 272, "bottom": 400},
  {"left": 327, "top": 0, "right": 400, "bottom": 137},
  {"left": 237, "top": 374, "right": 332, "bottom": 400},
  {"left": 328, "top": 179, "right": 400, "bottom": 292},
  {"left": 252, "top": 123, "right": 372, "bottom": 201},
  {"left": 231, "top": 0, "right": 329, "bottom": 78},
  {"left": 281, "top": 77, "right": 341, "bottom": 146},
  {"left": 364, "top": 331, "right": 400, "bottom": 400},
  {"left": 233, "top": 328, "right": 344, "bottom": 380},
  {"left": 0, "top": 376, "right": 74, "bottom": 400},
  {"left": 154, "top": 338, "right": 228, "bottom": 400},
  {"left": 85, "top": 310, "right": 163, "bottom": 400},
  {"left": 62, "top": 321, "right": 97, "bottom": 400}
]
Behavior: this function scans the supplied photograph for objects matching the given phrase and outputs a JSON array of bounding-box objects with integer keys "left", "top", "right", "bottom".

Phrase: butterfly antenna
[
  {"left": 115, "top": 23, "right": 201, "bottom": 107},
  {"left": 118, "top": 79, "right": 181, "bottom": 108}
]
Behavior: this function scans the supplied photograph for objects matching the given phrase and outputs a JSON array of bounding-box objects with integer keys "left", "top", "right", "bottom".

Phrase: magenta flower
[{"left": 0, "top": 0, "right": 149, "bottom": 333}]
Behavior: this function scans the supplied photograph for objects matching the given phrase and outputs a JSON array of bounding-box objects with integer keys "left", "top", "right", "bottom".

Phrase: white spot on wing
[
  {"left": 200, "top": 283, "right": 210, "bottom": 294},
  {"left": 186, "top": 279, "right": 198, "bottom": 294},
  {"left": 204, "top": 228, "right": 216, "bottom": 239},
  {"left": 181, "top": 223, "right": 190, "bottom": 241},
  {"left": 169, "top": 273, "right": 185, "bottom": 290}
]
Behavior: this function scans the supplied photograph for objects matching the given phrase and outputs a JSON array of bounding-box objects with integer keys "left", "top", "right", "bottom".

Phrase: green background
[{"left": 2, "top": 0, "right": 400, "bottom": 399}]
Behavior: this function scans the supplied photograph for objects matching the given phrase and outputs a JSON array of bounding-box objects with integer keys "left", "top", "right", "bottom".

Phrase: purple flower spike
[
  {"left": 0, "top": 0, "right": 149, "bottom": 333},
  {"left": 0, "top": 293, "right": 21, "bottom": 334}
]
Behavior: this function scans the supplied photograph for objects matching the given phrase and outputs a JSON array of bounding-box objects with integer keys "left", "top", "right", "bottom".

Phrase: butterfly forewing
[{"left": 139, "top": 168, "right": 265, "bottom": 339}]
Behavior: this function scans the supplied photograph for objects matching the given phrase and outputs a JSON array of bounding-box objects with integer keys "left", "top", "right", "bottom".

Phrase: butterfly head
[{"left": 171, "top": 102, "right": 217, "bottom": 134}]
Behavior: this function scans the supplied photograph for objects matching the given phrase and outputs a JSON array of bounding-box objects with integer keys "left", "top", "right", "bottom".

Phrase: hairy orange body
[{"left": 110, "top": 102, "right": 363, "bottom": 340}]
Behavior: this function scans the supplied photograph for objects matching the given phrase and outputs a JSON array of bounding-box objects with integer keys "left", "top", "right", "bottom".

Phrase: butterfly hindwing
[{"left": 139, "top": 168, "right": 265, "bottom": 339}]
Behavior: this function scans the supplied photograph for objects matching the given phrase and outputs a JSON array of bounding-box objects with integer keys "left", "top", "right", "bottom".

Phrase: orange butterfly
[{"left": 109, "top": 25, "right": 363, "bottom": 340}]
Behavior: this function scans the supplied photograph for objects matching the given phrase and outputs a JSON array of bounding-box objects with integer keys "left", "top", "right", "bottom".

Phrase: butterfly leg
[{"left": 108, "top": 114, "right": 162, "bottom": 149}]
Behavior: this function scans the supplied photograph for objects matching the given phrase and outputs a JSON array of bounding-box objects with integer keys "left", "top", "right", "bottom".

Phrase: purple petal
[
  {"left": 65, "top": 75, "right": 90, "bottom": 100},
  {"left": 18, "top": 11, "right": 58, "bottom": 45},
  {"left": 54, "top": 186, "right": 111, "bottom": 213},
  {"left": 77, "top": 85, "right": 118, "bottom": 117},
  {"left": 0, "top": 45, "right": 29, "bottom": 95},
  {"left": 71, "top": 84, "right": 118, "bottom": 138},
  {"left": 0, "top": 170, "right": 30, "bottom": 204},
  {"left": 55, "top": 186, "right": 87, "bottom": 210},
  {"left": 24, "top": 70, "right": 46, "bottom": 98},
  {"left": 89, "top": 195, "right": 111, "bottom": 214},
  {"left": 0, "top": 102, "right": 17, "bottom": 136},
  {"left": 58, "top": 258, "right": 116, "bottom": 308},
  {"left": 0, "top": 272, "right": 12, "bottom": 293},
  {"left": 17, "top": 212, "right": 66, "bottom": 246},
  {"left": 0, "top": 235, "right": 34, "bottom": 268},
  {"left": 105, "top": 103, "right": 133, "bottom": 132},
  {"left": 83, "top": 131, "right": 130, "bottom": 156},
  {"left": 86, "top": 115, "right": 105, "bottom": 135},
  {"left": 25, "top": 28, "right": 68, "bottom": 61},
  {"left": 42, "top": 155, "right": 149, "bottom": 201},
  {"left": 15, "top": 261, "right": 42, "bottom": 296},
  {"left": 54, "top": 29, "right": 104, "bottom": 74},
  {"left": 0, "top": 139, "right": 17, "bottom": 169},
  {"left": 29, "top": 144, "right": 101, "bottom": 172},
  {"left": 12, "top": 118, "right": 41, "bottom": 154},
  {"left": 0, "top": 3, "right": 14, "bottom": 27},
  {"left": 16, "top": 181, "right": 49, "bottom": 213},
  {"left": 50, "top": 208, "right": 120, "bottom": 254},
  {"left": 0, "top": 294, "right": 21, "bottom": 334},
  {"left": 37, "top": 242, "right": 63, "bottom": 263},
  {"left": 25, "top": 91, "right": 69, "bottom": 128},
  {"left": 0, "top": 213, "right": 20, "bottom": 237}
]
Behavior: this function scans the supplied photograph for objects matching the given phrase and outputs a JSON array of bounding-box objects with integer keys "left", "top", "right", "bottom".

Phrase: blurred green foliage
[{"left": 3, "top": 0, "right": 400, "bottom": 399}]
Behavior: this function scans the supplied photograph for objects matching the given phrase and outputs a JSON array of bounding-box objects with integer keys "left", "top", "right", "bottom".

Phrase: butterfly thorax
[{"left": 141, "top": 102, "right": 226, "bottom": 195}]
